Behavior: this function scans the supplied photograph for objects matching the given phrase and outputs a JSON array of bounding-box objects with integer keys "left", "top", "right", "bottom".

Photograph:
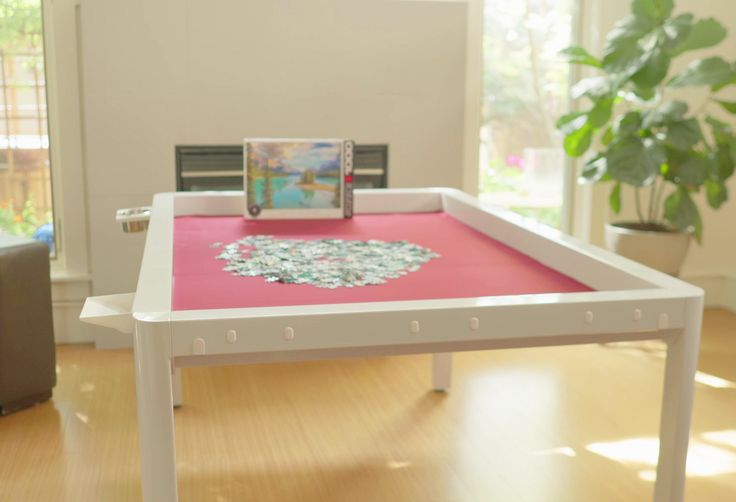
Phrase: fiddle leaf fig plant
[{"left": 558, "top": 0, "right": 736, "bottom": 243}]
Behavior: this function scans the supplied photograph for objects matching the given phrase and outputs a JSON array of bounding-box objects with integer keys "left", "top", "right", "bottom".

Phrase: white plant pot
[{"left": 604, "top": 223, "right": 690, "bottom": 276}]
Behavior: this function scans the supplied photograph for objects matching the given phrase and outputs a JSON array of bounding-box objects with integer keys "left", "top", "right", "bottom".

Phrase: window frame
[{"left": 42, "top": 0, "right": 90, "bottom": 280}]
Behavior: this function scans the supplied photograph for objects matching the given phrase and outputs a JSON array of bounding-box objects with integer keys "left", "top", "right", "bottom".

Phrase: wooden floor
[{"left": 1, "top": 310, "right": 735, "bottom": 501}]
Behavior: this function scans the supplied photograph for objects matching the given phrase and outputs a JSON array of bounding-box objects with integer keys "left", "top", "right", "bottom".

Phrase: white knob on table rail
[
  {"left": 192, "top": 338, "right": 206, "bottom": 355},
  {"left": 470, "top": 317, "right": 480, "bottom": 331},
  {"left": 584, "top": 311, "right": 594, "bottom": 324}
]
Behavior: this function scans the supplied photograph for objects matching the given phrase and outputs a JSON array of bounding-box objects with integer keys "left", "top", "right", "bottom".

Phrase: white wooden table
[{"left": 81, "top": 188, "right": 703, "bottom": 502}]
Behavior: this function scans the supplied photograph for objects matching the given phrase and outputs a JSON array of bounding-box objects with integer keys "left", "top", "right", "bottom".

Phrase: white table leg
[
  {"left": 172, "top": 368, "right": 183, "bottom": 408},
  {"left": 432, "top": 352, "right": 453, "bottom": 392},
  {"left": 654, "top": 296, "right": 703, "bottom": 502},
  {"left": 134, "top": 320, "right": 178, "bottom": 502}
]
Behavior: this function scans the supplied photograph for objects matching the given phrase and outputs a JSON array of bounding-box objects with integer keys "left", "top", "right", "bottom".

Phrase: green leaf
[
  {"left": 645, "top": 137, "right": 668, "bottom": 168},
  {"left": 664, "top": 187, "right": 702, "bottom": 242},
  {"left": 662, "top": 118, "right": 703, "bottom": 151},
  {"left": 588, "top": 98, "right": 615, "bottom": 128},
  {"left": 642, "top": 100, "right": 688, "bottom": 128},
  {"left": 614, "top": 111, "right": 643, "bottom": 136},
  {"left": 631, "top": 49, "right": 671, "bottom": 88},
  {"left": 571, "top": 77, "right": 603, "bottom": 100},
  {"left": 705, "top": 115, "right": 733, "bottom": 133},
  {"left": 662, "top": 14, "right": 694, "bottom": 50},
  {"left": 605, "top": 43, "right": 645, "bottom": 75},
  {"left": 713, "top": 73, "right": 736, "bottom": 92},
  {"left": 571, "top": 76, "right": 620, "bottom": 101},
  {"left": 560, "top": 46, "right": 603, "bottom": 68},
  {"left": 669, "top": 18, "right": 728, "bottom": 56},
  {"left": 610, "top": 182, "right": 622, "bottom": 214},
  {"left": 556, "top": 112, "right": 587, "bottom": 133},
  {"left": 711, "top": 142, "right": 735, "bottom": 181},
  {"left": 605, "top": 135, "right": 661, "bottom": 186},
  {"left": 668, "top": 57, "right": 736, "bottom": 88},
  {"left": 602, "top": 126, "right": 614, "bottom": 146},
  {"left": 715, "top": 100, "right": 736, "bottom": 114},
  {"left": 580, "top": 154, "right": 607, "bottom": 183},
  {"left": 632, "top": 0, "right": 673, "bottom": 22},
  {"left": 603, "top": 16, "right": 655, "bottom": 74},
  {"left": 705, "top": 179, "right": 728, "bottom": 209},
  {"left": 665, "top": 148, "right": 709, "bottom": 186},
  {"left": 706, "top": 115, "right": 734, "bottom": 144},
  {"left": 564, "top": 123, "right": 593, "bottom": 158},
  {"left": 632, "top": 84, "right": 657, "bottom": 101}
]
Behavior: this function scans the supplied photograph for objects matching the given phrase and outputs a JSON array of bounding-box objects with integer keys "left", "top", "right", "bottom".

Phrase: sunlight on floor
[
  {"left": 604, "top": 341, "right": 736, "bottom": 389},
  {"left": 701, "top": 430, "right": 736, "bottom": 449},
  {"left": 532, "top": 446, "right": 577, "bottom": 458},
  {"left": 695, "top": 371, "right": 736, "bottom": 389},
  {"left": 386, "top": 460, "right": 413, "bottom": 470},
  {"left": 74, "top": 412, "right": 90, "bottom": 425},
  {"left": 79, "top": 382, "right": 96, "bottom": 393},
  {"left": 587, "top": 436, "right": 736, "bottom": 481}
]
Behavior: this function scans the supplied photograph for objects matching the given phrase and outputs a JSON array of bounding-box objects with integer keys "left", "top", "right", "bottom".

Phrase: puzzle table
[{"left": 81, "top": 188, "right": 703, "bottom": 502}]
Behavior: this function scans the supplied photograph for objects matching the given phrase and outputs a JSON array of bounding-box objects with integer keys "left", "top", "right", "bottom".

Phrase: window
[
  {"left": 480, "top": 0, "right": 576, "bottom": 228},
  {"left": 0, "top": 0, "right": 54, "bottom": 253}
]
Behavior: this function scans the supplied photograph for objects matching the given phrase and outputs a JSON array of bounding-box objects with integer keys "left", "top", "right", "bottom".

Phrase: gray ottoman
[{"left": 0, "top": 234, "right": 56, "bottom": 415}]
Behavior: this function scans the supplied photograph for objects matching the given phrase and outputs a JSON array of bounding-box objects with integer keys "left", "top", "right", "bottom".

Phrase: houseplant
[{"left": 558, "top": 0, "right": 736, "bottom": 274}]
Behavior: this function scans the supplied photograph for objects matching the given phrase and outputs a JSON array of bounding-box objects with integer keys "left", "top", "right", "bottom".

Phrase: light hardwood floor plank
[{"left": 1, "top": 309, "right": 735, "bottom": 501}]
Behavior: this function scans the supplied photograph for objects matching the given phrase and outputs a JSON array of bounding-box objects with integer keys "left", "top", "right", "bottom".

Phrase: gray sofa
[{"left": 0, "top": 233, "right": 56, "bottom": 415}]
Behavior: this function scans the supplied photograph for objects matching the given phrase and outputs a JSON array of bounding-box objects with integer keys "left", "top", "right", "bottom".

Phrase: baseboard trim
[
  {"left": 681, "top": 274, "right": 736, "bottom": 313},
  {"left": 52, "top": 301, "right": 93, "bottom": 344},
  {"left": 51, "top": 276, "right": 94, "bottom": 344}
]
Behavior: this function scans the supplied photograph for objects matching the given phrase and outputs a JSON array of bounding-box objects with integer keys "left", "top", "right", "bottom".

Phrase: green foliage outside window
[
  {"left": 1, "top": 0, "right": 52, "bottom": 244},
  {"left": 0, "top": 0, "right": 42, "bottom": 51},
  {"left": 0, "top": 198, "right": 50, "bottom": 237}
]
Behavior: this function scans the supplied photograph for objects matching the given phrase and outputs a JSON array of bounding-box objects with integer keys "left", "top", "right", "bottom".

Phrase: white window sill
[{"left": 51, "top": 268, "right": 91, "bottom": 283}]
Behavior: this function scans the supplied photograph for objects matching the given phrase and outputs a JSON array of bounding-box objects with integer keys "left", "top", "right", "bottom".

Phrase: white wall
[
  {"left": 68, "top": 0, "right": 736, "bottom": 344},
  {"left": 582, "top": 0, "right": 736, "bottom": 301},
  {"left": 77, "top": 0, "right": 468, "bottom": 342}
]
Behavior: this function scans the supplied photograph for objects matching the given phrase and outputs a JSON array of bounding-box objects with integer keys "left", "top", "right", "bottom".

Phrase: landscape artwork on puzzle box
[{"left": 246, "top": 140, "right": 342, "bottom": 210}]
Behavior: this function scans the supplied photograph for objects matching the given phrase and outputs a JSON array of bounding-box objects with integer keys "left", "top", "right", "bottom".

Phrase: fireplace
[{"left": 176, "top": 144, "right": 388, "bottom": 192}]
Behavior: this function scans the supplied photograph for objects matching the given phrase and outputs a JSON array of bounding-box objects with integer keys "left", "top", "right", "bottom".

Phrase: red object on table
[{"left": 172, "top": 213, "right": 592, "bottom": 311}]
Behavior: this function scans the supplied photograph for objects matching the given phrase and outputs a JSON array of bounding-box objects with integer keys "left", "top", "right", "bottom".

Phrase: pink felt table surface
[{"left": 172, "top": 213, "right": 592, "bottom": 311}]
